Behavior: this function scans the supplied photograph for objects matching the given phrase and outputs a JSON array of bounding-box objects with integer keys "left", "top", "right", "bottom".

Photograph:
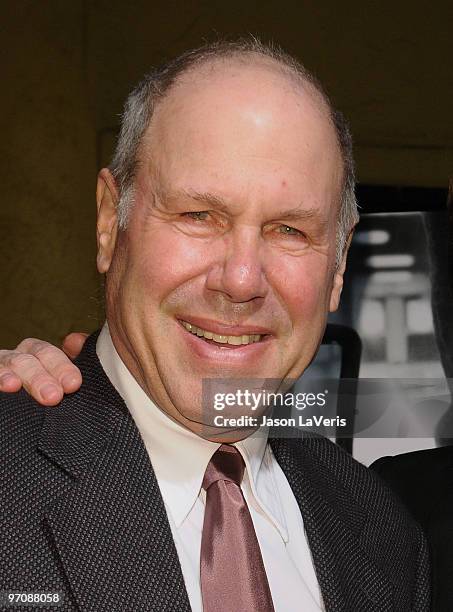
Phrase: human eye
[
  {"left": 181, "top": 211, "right": 210, "bottom": 221},
  {"left": 264, "top": 222, "right": 310, "bottom": 252},
  {"left": 176, "top": 209, "right": 225, "bottom": 237},
  {"left": 277, "top": 224, "right": 305, "bottom": 236}
]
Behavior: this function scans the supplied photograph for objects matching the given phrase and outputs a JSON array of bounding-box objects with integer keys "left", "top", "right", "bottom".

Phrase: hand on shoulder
[{"left": 0, "top": 333, "right": 86, "bottom": 405}]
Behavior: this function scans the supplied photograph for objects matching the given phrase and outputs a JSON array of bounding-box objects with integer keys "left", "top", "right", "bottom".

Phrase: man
[{"left": 0, "top": 39, "right": 430, "bottom": 611}]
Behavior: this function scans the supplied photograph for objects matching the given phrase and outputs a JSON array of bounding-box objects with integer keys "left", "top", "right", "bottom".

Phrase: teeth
[
  {"left": 213, "top": 334, "right": 227, "bottom": 343},
  {"left": 227, "top": 336, "right": 242, "bottom": 345},
  {"left": 181, "top": 321, "right": 263, "bottom": 345}
]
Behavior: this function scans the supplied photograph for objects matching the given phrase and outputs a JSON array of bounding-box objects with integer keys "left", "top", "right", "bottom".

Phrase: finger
[
  {"left": 17, "top": 339, "right": 82, "bottom": 393},
  {"left": 62, "top": 332, "right": 89, "bottom": 360},
  {"left": 0, "top": 351, "right": 64, "bottom": 406},
  {"left": 0, "top": 369, "right": 22, "bottom": 393}
]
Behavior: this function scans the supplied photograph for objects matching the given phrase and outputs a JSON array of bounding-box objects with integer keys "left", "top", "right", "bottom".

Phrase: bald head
[
  {"left": 109, "top": 39, "right": 358, "bottom": 260},
  {"left": 153, "top": 53, "right": 334, "bottom": 145},
  {"left": 142, "top": 58, "right": 342, "bottom": 227}
]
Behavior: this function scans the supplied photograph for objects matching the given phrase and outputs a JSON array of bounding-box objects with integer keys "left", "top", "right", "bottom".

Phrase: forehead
[{"left": 140, "top": 59, "right": 343, "bottom": 217}]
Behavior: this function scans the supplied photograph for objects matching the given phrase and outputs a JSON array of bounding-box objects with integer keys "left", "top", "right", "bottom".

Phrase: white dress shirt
[{"left": 97, "top": 324, "right": 323, "bottom": 611}]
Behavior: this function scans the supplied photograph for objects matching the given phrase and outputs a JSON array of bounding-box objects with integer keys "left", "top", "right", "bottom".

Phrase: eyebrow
[
  {"left": 163, "top": 188, "right": 230, "bottom": 213},
  {"left": 274, "top": 206, "right": 327, "bottom": 223},
  {"left": 161, "top": 187, "right": 329, "bottom": 228}
]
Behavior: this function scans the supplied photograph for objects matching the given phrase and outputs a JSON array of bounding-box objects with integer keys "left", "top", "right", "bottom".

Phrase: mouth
[
  {"left": 176, "top": 317, "right": 272, "bottom": 353},
  {"left": 180, "top": 320, "right": 266, "bottom": 346}
]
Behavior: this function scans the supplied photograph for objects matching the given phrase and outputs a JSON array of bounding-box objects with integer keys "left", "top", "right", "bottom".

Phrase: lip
[
  {"left": 176, "top": 316, "right": 273, "bottom": 337},
  {"left": 176, "top": 317, "right": 273, "bottom": 363}
]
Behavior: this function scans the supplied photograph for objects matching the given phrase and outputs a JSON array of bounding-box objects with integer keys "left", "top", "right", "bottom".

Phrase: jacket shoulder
[
  {"left": 0, "top": 389, "right": 72, "bottom": 509},
  {"left": 0, "top": 389, "right": 46, "bottom": 451},
  {"left": 272, "top": 434, "right": 423, "bottom": 523}
]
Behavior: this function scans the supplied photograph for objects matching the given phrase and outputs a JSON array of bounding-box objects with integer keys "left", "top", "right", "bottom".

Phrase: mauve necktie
[{"left": 200, "top": 444, "right": 275, "bottom": 612}]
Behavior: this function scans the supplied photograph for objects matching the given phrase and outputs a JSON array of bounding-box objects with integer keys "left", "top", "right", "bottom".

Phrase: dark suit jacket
[
  {"left": 1, "top": 333, "right": 430, "bottom": 611},
  {"left": 372, "top": 447, "right": 453, "bottom": 612}
]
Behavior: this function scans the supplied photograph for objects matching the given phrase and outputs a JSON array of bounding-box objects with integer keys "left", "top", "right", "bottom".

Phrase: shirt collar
[{"left": 96, "top": 323, "right": 286, "bottom": 539}]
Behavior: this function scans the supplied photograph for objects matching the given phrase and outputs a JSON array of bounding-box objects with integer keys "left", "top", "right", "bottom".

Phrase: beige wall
[{"left": 1, "top": 0, "right": 452, "bottom": 346}]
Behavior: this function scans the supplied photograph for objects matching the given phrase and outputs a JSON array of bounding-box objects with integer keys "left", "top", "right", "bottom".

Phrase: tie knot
[{"left": 203, "top": 445, "right": 245, "bottom": 490}]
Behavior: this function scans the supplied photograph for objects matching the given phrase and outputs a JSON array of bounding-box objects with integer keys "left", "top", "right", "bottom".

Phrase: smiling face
[{"left": 97, "top": 58, "right": 348, "bottom": 440}]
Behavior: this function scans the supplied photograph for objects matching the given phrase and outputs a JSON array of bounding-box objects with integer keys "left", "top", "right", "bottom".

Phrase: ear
[
  {"left": 329, "top": 230, "right": 354, "bottom": 312},
  {"left": 96, "top": 168, "right": 119, "bottom": 274}
]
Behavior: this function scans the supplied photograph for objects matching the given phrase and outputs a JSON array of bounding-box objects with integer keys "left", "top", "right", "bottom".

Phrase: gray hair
[{"left": 109, "top": 37, "right": 359, "bottom": 264}]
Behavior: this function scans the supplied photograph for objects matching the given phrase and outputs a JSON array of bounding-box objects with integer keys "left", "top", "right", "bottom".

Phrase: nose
[{"left": 205, "top": 227, "right": 268, "bottom": 303}]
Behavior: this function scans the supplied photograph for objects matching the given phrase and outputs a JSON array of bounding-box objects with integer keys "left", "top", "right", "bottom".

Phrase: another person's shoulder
[
  {"left": 372, "top": 445, "right": 453, "bottom": 476},
  {"left": 371, "top": 445, "right": 453, "bottom": 525}
]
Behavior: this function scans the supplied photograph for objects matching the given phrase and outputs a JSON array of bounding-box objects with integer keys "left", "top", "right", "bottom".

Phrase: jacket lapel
[
  {"left": 270, "top": 435, "right": 394, "bottom": 612},
  {"left": 38, "top": 333, "right": 191, "bottom": 612}
]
